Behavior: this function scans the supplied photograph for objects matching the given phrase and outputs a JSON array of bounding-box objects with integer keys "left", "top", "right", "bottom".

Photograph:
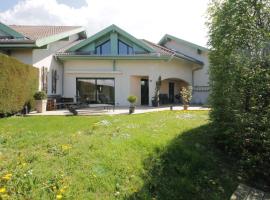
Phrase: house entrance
[{"left": 141, "top": 78, "right": 149, "bottom": 105}]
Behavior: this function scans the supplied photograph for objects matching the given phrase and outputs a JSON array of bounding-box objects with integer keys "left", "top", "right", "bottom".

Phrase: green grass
[{"left": 0, "top": 111, "right": 238, "bottom": 199}]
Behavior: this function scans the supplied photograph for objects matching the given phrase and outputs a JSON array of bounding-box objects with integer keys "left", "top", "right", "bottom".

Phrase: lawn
[{"left": 0, "top": 111, "right": 238, "bottom": 199}]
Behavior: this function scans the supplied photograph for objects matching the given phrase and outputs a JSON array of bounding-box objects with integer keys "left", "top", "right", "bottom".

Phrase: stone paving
[
  {"left": 28, "top": 105, "right": 210, "bottom": 116},
  {"left": 230, "top": 184, "right": 270, "bottom": 200}
]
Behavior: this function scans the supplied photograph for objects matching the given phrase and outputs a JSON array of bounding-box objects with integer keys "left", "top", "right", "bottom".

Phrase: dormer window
[
  {"left": 118, "top": 40, "right": 133, "bottom": 55},
  {"left": 95, "top": 40, "right": 111, "bottom": 55}
]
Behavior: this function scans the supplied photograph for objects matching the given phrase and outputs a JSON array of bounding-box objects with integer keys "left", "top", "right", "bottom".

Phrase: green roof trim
[
  {"left": 35, "top": 27, "right": 86, "bottom": 47},
  {"left": 0, "top": 22, "right": 25, "bottom": 38},
  {"left": 67, "top": 24, "right": 155, "bottom": 53},
  {"left": 158, "top": 34, "right": 209, "bottom": 51},
  {"left": 56, "top": 55, "right": 169, "bottom": 61}
]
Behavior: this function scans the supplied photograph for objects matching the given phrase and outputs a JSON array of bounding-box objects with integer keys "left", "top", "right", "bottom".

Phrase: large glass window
[
  {"left": 76, "top": 78, "right": 115, "bottom": 104},
  {"left": 118, "top": 40, "right": 134, "bottom": 55},
  {"left": 95, "top": 40, "right": 111, "bottom": 55}
]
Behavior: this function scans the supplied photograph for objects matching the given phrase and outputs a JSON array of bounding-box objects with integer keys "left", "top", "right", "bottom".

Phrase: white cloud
[{"left": 0, "top": 0, "right": 210, "bottom": 46}]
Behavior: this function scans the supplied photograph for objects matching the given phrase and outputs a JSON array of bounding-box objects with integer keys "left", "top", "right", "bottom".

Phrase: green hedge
[{"left": 0, "top": 53, "right": 39, "bottom": 116}]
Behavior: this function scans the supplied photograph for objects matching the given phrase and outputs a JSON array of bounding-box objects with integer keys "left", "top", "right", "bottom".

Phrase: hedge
[{"left": 0, "top": 53, "right": 39, "bottom": 116}]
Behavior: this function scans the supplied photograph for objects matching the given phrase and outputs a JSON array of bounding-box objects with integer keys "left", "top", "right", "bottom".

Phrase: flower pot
[
  {"left": 35, "top": 99, "right": 47, "bottom": 113},
  {"left": 183, "top": 105, "right": 189, "bottom": 110},
  {"left": 129, "top": 106, "right": 135, "bottom": 114}
]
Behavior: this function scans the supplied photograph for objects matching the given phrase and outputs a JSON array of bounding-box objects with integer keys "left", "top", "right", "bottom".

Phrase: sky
[{"left": 0, "top": 0, "right": 210, "bottom": 47}]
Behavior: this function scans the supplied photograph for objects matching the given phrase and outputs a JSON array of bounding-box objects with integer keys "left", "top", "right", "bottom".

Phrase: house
[{"left": 0, "top": 22, "right": 209, "bottom": 106}]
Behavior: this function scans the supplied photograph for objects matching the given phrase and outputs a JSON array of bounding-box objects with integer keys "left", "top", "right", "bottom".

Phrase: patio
[{"left": 28, "top": 105, "right": 209, "bottom": 116}]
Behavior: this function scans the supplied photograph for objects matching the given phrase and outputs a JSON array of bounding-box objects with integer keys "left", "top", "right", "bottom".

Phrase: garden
[{"left": 0, "top": 111, "right": 239, "bottom": 199}]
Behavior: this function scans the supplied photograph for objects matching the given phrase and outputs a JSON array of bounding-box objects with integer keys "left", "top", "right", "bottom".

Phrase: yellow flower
[
  {"left": 0, "top": 187, "right": 6, "bottom": 193},
  {"left": 59, "top": 188, "right": 65, "bottom": 193},
  {"left": 61, "top": 144, "right": 72, "bottom": 151},
  {"left": 2, "top": 173, "right": 12, "bottom": 180},
  {"left": 56, "top": 194, "right": 63, "bottom": 199}
]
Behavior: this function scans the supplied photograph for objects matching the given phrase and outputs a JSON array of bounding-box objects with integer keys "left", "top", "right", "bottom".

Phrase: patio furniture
[{"left": 67, "top": 96, "right": 115, "bottom": 115}]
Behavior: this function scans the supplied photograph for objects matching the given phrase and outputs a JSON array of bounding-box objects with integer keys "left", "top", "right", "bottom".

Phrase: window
[
  {"left": 76, "top": 78, "right": 115, "bottom": 104},
  {"left": 51, "top": 69, "right": 57, "bottom": 94},
  {"left": 95, "top": 40, "right": 111, "bottom": 55},
  {"left": 118, "top": 40, "right": 134, "bottom": 55},
  {"left": 41, "top": 66, "right": 48, "bottom": 93}
]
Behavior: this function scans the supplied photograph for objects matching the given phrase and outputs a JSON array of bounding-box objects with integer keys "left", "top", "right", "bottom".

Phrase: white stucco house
[{"left": 0, "top": 22, "right": 209, "bottom": 106}]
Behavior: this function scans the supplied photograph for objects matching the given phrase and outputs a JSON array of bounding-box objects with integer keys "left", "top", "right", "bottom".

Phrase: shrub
[
  {"left": 0, "top": 53, "right": 39, "bottom": 116},
  {"left": 127, "top": 95, "right": 137, "bottom": 105},
  {"left": 180, "top": 86, "right": 192, "bottom": 105},
  {"left": 208, "top": 0, "right": 270, "bottom": 183},
  {"left": 34, "top": 91, "right": 47, "bottom": 100}
]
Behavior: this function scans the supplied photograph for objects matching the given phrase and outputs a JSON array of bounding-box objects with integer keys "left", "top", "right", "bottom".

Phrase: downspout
[{"left": 192, "top": 64, "right": 203, "bottom": 89}]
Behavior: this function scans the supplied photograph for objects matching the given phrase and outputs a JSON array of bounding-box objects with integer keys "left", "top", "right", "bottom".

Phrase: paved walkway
[
  {"left": 231, "top": 184, "right": 270, "bottom": 200},
  {"left": 28, "top": 105, "right": 209, "bottom": 116}
]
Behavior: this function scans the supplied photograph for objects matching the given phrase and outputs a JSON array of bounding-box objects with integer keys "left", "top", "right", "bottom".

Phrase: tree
[{"left": 207, "top": 0, "right": 270, "bottom": 181}]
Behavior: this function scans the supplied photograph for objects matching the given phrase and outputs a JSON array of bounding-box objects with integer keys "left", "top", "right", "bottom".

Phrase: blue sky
[
  {"left": 0, "top": 0, "right": 87, "bottom": 11},
  {"left": 0, "top": 0, "right": 210, "bottom": 46}
]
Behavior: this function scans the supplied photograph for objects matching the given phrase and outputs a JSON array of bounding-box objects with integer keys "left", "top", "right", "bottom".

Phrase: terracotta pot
[
  {"left": 35, "top": 100, "right": 47, "bottom": 113},
  {"left": 183, "top": 105, "right": 189, "bottom": 110}
]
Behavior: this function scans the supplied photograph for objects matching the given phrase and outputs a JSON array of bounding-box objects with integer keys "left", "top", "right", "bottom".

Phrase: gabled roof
[
  {"left": 159, "top": 34, "right": 209, "bottom": 51},
  {"left": 56, "top": 38, "right": 203, "bottom": 65},
  {"left": 0, "top": 22, "right": 86, "bottom": 47},
  {"left": 141, "top": 39, "right": 204, "bottom": 65},
  {"left": 67, "top": 24, "right": 155, "bottom": 53}
]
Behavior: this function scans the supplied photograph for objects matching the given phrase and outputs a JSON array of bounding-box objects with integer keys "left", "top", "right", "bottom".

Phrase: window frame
[{"left": 95, "top": 40, "right": 111, "bottom": 55}]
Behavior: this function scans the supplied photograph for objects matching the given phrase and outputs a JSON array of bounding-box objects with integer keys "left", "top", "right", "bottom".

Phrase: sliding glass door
[{"left": 76, "top": 78, "right": 115, "bottom": 104}]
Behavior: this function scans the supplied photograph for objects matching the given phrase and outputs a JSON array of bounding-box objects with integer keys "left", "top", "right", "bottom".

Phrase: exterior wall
[
  {"left": 63, "top": 59, "right": 193, "bottom": 106},
  {"left": 10, "top": 49, "right": 33, "bottom": 65},
  {"left": 130, "top": 76, "right": 142, "bottom": 105},
  {"left": 163, "top": 40, "right": 209, "bottom": 104},
  {"left": 6, "top": 34, "right": 80, "bottom": 95}
]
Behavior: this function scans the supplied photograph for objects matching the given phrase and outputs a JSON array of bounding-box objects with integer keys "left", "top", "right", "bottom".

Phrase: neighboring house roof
[
  {"left": 9, "top": 25, "right": 82, "bottom": 41},
  {"left": 158, "top": 34, "right": 209, "bottom": 51},
  {"left": 0, "top": 22, "right": 87, "bottom": 48},
  {"left": 67, "top": 24, "right": 155, "bottom": 53}
]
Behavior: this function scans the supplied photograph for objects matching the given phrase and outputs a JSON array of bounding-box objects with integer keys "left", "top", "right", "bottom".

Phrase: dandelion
[
  {"left": 56, "top": 194, "right": 63, "bottom": 199},
  {"left": 2, "top": 173, "right": 12, "bottom": 180},
  {"left": 0, "top": 187, "right": 6, "bottom": 193},
  {"left": 61, "top": 144, "right": 72, "bottom": 151}
]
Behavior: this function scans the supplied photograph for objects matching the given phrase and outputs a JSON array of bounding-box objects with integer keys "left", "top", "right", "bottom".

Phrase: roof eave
[
  {"left": 159, "top": 34, "right": 209, "bottom": 52},
  {"left": 56, "top": 54, "right": 169, "bottom": 61},
  {"left": 35, "top": 27, "right": 86, "bottom": 47},
  {"left": 0, "top": 22, "right": 25, "bottom": 38}
]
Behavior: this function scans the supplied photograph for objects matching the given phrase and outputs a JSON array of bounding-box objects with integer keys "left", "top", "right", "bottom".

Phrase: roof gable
[
  {"left": 159, "top": 34, "right": 208, "bottom": 51},
  {"left": 67, "top": 24, "right": 154, "bottom": 53},
  {"left": 0, "top": 22, "right": 25, "bottom": 39}
]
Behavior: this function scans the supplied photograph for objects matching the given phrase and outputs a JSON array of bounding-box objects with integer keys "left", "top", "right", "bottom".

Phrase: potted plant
[
  {"left": 127, "top": 95, "right": 137, "bottom": 114},
  {"left": 180, "top": 86, "right": 192, "bottom": 110},
  {"left": 34, "top": 91, "right": 47, "bottom": 113}
]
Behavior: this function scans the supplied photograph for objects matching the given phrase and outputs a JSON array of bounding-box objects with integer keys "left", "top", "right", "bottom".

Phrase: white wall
[
  {"left": 10, "top": 49, "right": 33, "bottom": 65},
  {"left": 63, "top": 59, "right": 194, "bottom": 106},
  {"left": 163, "top": 40, "right": 210, "bottom": 104}
]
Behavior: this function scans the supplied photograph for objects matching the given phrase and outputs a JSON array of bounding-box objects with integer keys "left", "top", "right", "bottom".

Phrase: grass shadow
[{"left": 127, "top": 124, "right": 239, "bottom": 200}]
